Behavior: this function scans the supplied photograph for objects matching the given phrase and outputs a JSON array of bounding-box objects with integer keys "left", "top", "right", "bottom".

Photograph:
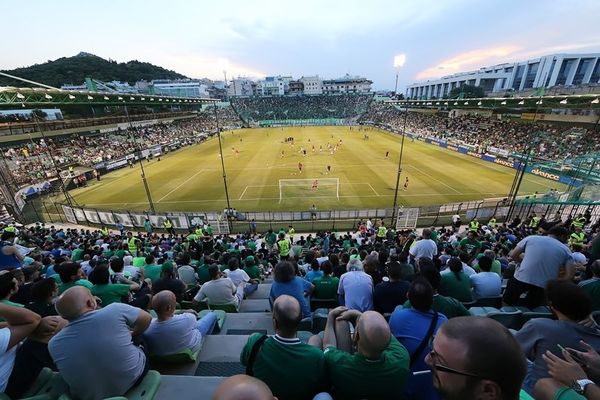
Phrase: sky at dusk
[{"left": 3, "top": 0, "right": 600, "bottom": 91}]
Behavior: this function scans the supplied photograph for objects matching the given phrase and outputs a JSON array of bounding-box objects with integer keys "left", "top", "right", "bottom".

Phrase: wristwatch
[{"left": 572, "top": 379, "right": 595, "bottom": 394}]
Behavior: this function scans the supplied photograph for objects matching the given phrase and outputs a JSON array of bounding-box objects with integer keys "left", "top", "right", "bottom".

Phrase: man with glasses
[{"left": 425, "top": 316, "right": 527, "bottom": 400}]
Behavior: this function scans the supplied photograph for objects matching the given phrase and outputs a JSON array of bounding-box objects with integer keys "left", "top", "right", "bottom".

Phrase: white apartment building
[
  {"left": 299, "top": 76, "right": 323, "bottom": 94},
  {"left": 322, "top": 75, "right": 372, "bottom": 94},
  {"left": 227, "top": 78, "right": 254, "bottom": 97},
  {"left": 407, "top": 52, "right": 600, "bottom": 99}
]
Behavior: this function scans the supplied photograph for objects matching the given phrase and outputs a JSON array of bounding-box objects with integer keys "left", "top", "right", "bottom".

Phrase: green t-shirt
[
  {"left": 439, "top": 272, "right": 473, "bottom": 302},
  {"left": 91, "top": 284, "right": 130, "bottom": 306},
  {"left": 59, "top": 279, "right": 93, "bottom": 294},
  {"left": 143, "top": 264, "right": 162, "bottom": 284},
  {"left": 581, "top": 279, "right": 600, "bottom": 311},
  {"left": 71, "top": 248, "right": 84, "bottom": 262},
  {"left": 197, "top": 265, "right": 210, "bottom": 285},
  {"left": 241, "top": 334, "right": 327, "bottom": 400},
  {"left": 404, "top": 295, "right": 471, "bottom": 319},
  {"left": 132, "top": 257, "right": 146, "bottom": 268},
  {"left": 459, "top": 238, "right": 481, "bottom": 256},
  {"left": 247, "top": 240, "right": 257, "bottom": 251},
  {"left": 115, "top": 249, "right": 126, "bottom": 259},
  {"left": 243, "top": 265, "right": 261, "bottom": 280},
  {"left": 324, "top": 336, "right": 410, "bottom": 400},
  {"left": 312, "top": 275, "right": 340, "bottom": 300},
  {"left": 266, "top": 233, "right": 277, "bottom": 245}
]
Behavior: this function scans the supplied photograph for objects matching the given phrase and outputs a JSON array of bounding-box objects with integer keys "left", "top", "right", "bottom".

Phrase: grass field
[{"left": 68, "top": 126, "right": 566, "bottom": 213}]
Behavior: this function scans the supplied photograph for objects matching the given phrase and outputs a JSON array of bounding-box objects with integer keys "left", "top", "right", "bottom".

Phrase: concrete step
[
  {"left": 246, "top": 283, "right": 272, "bottom": 299},
  {"left": 239, "top": 299, "right": 271, "bottom": 313},
  {"left": 199, "top": 335, "right": 250, "bottom": 362},
  {"left": 220, "top": 312, "right": 274, "bottom": 335},
  {"left": 155, "top": 375, "right": 224, "bottom": 399}
]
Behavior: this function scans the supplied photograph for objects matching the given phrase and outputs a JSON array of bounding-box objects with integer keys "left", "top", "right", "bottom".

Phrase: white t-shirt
[
  {"left": 0, "top": 327, "right": 17, "bottom": 392},
  {"left": 409, "top": 239, "right": 438, "bottom": 260},
  {"left": 223, "top": 269, "right": 250, "bottom": 287}
]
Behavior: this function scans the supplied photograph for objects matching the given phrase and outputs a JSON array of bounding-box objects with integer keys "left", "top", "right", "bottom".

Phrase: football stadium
[{"left": 2, "top": 1, "right": 600, "bottom": 400}]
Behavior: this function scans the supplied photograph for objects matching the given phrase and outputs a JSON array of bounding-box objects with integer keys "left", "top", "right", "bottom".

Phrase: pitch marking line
[
  {"left": 406, "top": 165, "right": 462, "bottom": 194},
  {"left": 239, "top": 186, "right": 250, "bottom": 200},
  {"left": 157, "top": 169, "right": 205, "bottom": 202},
  {"left": 367, "top": 183, "right": 380, "bottom": 196}
]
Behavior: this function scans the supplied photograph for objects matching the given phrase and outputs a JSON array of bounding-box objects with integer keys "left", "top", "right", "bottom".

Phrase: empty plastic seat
[
  {"left": 207, "top": 303, "right": 238, "bottom": 313},
  {"left": 310, "top": 298, "right": 338, "bottom": 312},
  {"left": 487, "top": 311, "right": 523, "bottom": 330},
  {"left": 312, "top": 308, "right": 329, "bottom": 333},
  {"left": 468, "top": 307, "right": 500, "bottom": 316},
  {"left": 473, "top": 296, "right": 503, "bottom": 308}
]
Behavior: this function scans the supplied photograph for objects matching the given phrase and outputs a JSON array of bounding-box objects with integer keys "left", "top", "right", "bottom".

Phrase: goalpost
[{"left": 278, "top": 178, "right": 340, "bottom": 202}]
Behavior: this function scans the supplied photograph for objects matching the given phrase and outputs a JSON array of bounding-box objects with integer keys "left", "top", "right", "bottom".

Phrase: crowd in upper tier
[
  {"left": 1, "top": 206, "right": 600, "bottom": 399},
  {"left": 359, "top": 101, "right": 600, "bottom": 160},
  {"left": 231, "top": 94, "right": 373, "bottom": 122}
]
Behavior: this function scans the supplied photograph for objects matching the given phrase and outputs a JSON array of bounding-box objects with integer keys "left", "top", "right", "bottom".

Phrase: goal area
[{"left": 278, "top": 178, "right": 340, "bottom": 202}]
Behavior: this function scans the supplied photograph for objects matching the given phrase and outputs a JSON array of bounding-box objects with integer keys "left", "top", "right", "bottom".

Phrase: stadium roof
[
  {"left": 389, "top": 94, "right": 600, "bottom": 110},
  {"left": 0, "top": 86, "right": 219, "bottom": 108}
]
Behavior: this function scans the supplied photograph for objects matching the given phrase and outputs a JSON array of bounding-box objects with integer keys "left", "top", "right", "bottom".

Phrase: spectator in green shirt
[
  {"left": 90, "top": 264, "right": 139, "bottom": 306},
  {"left": 318, "top": 307, "right": 410, "bottom": 399},
  {"left": 56, "top": 262, "right": 93, "bottom": 294},
  {"left": 240, "top": 295, "right": 327, "bottom": 400},
  {"left": 312, "top": 261, "right": 340, "bottom": 300},
  {"left": 142, "top": 255, "right": 162, "bottom": 284},
  {"left": 458, "top": 231, "right": 482, "bottom": 262},
  {"left": 439, "top": 258, "right": 473, "bottom": 303}
]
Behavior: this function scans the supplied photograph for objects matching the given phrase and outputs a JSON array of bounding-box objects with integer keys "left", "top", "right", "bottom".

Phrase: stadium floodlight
[
  {"left": 536, "top": 100, "right": 543, "bottom": 105},
  {"left": 593, "top": 98, "right": 600, "bottom": 104},
  {"left": 500, "top": 100, "right": 507, "bottom": 105},
  {"left": 453, "top": 102, "right": 458, "bottom": 105},
  {"left": 16, "top": 92, "right": 25, "bottom": 99},
  {"left": 560, "top": 99, "right": 567, "bottom": 104},
  {"left": 159, "top": 98, "right": 163, "bottom": 101},
  {"left": 464, "top": 101, "right": 469, "bottom": 105},
  {"left": 518, "top": 100, "right": 525, "bottom": 105},
  {"left": 436, "top": 102, "right": 440, "bottom": 105},
  {"left": 444, "top": 102, "right": 448, "bottom": 106},
  {"left": 130, "top": 97, "right": 135, "bottom": 101},
  {"left": 394, "top": 54, "right": 407, "bottom": 68},
  {"left": 477, "top": 101, "right": 482, "bottom": 106},
  {"left": 118, "top": 96, "right": 123, "bottom": 101},
  {"left": 45, "top": 94, "right": 52, "bottom": 99},
  {"left": 150, "top": 98, "right": 154, "bottom": 101},
  {"left": 104, "top": 96, "right": 109, "bottom": 100},
  {"left": 68, "top": 94, "right": 75, "bottom": 100},
  {"left": 87, "top": 95, "right": 93, "bottom": 100},
  {"left": 141, "top": 97, "right": 145, "bottom": 101}
]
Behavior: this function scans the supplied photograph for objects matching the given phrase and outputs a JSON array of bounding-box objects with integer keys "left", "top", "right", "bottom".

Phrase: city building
[
  {"left": 151, "top": 80, "right": 209, "bottom": 97},
  {"left": 322, "top": 75, "right": 372, "bottom": 94},
  {"left": 288, "top": 80, "right": 304, "bottom": 95},
  {"left": 227, "top": 78, "right": 255, "bottom": 97},
  {"left": 299, "top": 76, "right": 323, "bottom": 95},
  {"left": 407, "top": 52, "right": 600, "bottom": 99},
  {"left": 257, "top": 76, "right": 285, "bottom": 96}
]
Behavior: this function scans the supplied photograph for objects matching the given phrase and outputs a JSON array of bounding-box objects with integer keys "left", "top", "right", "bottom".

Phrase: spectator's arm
[
  {"left": 513, "top": 320, "right": 539, "bottom": 360},
  {"left": 322, "top": 306, "right": 348, "bottom": 349},
  {"left": 131, "top": 309, "right": 152, "bottom": 337},
  {"left": 3, "top": 245, "right": 24, "bottom": 262},
  {"left": 129, "top": 282, "right": 141, "bottom": 291},
  {"left": 509, "top": 246, "right": 524, "bottom": 262},
  {"left": 559, "top": 258, "right": 577, "bottom": 281},
  {"left": 0, "top": 303, "right": 41, "bottom": 349}
]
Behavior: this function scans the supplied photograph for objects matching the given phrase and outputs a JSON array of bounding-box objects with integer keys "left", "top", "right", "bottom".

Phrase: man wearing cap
[{"left": 143, "top": 290, "right": 217, "bottom": 357}]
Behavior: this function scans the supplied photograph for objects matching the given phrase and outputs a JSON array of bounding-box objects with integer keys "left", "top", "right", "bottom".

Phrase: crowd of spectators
[
  {"left": 1, "top": 206, "right": 600, "bottom": 399},
  {"left": 359, "top": 101, "right": 600, "bottom": 160},
  {"left": 2, "top": 105, "right": 243, "bottom": 186},
  {"left": 231, "top": 94, "right": 373, "bottom": 122}
]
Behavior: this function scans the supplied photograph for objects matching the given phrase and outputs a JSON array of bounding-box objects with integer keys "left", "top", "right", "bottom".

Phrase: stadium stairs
[{"left": 228, "top": 103, "right": 250, "bottom": 128}]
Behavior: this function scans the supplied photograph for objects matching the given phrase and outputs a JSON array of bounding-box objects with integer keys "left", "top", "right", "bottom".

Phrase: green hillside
[{"left": 0, "top": 52, "right": 188, "bottom": 87}]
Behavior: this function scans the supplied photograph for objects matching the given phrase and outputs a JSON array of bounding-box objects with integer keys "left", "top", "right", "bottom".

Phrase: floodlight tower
[{"left": 393, "top": 54, "right": 406, "bottom": 96}]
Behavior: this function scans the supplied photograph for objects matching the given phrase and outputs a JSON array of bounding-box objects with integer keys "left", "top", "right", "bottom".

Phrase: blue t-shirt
[
  {"left": 270, "top": 277, "right": 312, "bottom": 318},
  {"left": 389, "top": 308, "right": 447, "bottom": 400},
  {"left": 306, "top": 270, "right": 323, "bottom": 283}
]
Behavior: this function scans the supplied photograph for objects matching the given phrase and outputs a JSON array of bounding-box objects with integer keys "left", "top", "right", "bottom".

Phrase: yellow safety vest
[
  {"left": 488, "top": 218, "right": 497, "bottom": 228},
  {"left": 529, "top": 217, "right": 541, "bottom": 228},
  {"left": 570, "top": 232, "right": 585, "bottom": 244},
  {"left": 377, "top": 226, "right": 387, "bottom": 238},
  {"left": 3, "top": 225, "right": 15, "bottom": 233},
  {"left": 100, "top": 227, "right": 108, "bottom": 236},
  {"left": 573, "top": 217, "right": 586, "bottom": 229},
  {"left": 278, "top": 239, "right": 290, "bottom": 256},
  {"left": 128, "top": 237, "right": 138, "bottom": 253},
  {"left": 469, "top": 221, "right": 479, "bottom": 231},
  {"left": 195, "top": 228, "right": 204, "bottom": 236},
  {"left": 164, "top": 220, "right": 172, "bottom": 229}
]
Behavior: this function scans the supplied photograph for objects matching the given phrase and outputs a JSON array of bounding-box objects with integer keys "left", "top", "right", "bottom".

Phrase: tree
[{"left": 447, "top": 84, "right": 485, "bottom": 99}]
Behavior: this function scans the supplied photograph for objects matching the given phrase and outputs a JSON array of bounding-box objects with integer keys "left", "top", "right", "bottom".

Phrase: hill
[{"left": 0, "top": 52, "right": 188, "bottom": 88}]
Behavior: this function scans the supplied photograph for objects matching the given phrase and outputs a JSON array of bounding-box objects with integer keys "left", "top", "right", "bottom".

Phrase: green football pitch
[{"left": 68, "top": 126, "right": 565, "bottom": 213}]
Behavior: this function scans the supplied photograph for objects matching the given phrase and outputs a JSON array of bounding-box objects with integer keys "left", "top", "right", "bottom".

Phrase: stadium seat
[
  {"left": 21, "top": 367, "right": 54, "bottom": 398},
  {"left": 473, "top": 296, "right": 503, "bottom": 308},
  {"left": 181, "top": 300, "right": 208, "bottom": 312},
  {"left": 26, "top": 371, "right": 70, "bottom": 400},
  {"left": 468, "top": 307, "right": 500, "bottom": 316},
  {"left": 310, "top": 298, "right": 338, "bottom": 312},
  {"left": 312, "top": 308, "right": 329, "bottom": 333},
  {"left": 198, "top": 309, "right": 226, "bottom": 333},
  {"left": 122, "top": 370, "right": 161, "bottom": 400},
  {"left": 208, "top": 303, "right": 239, "bottom": 313},
  {"left": 461, "top": 300, "right": 478, "bottom": 309},
  {"left": 150, "top": 347, "right": 202, "bottom": 364},
  {"left": 487, "top": 311, "right": 523, "bottom": 330}
]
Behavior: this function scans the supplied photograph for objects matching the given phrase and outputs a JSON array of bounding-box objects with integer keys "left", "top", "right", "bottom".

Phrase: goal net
[{"left": 279, "top": 178, "right": 340, "bottom": 202}]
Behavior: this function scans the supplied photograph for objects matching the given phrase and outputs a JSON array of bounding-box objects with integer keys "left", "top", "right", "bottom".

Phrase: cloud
[
  {"left": 156, "top": 52, "right": 266, "bottom": 80},
  {"left": 415, "top": 45, "right": 521, "bottom": 80}
]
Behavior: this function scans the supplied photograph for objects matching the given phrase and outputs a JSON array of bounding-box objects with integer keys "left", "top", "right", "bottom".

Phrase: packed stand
[
  {"left": 359, "top": 102, "right": 600, "bottom": 160},
  {"left": 231, "top": 94, "right": 373, "bottom": 122},
  {"left": 2, "top": 105, "right": 243, "bottom": 186},
  {"left": 1, "top": 207, "right": 600, "bottom": 399}
]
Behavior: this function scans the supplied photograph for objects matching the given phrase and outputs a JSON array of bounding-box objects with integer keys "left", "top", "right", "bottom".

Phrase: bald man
[
  {"left": 212, "top": 375, "right": 276, "bottom": 400},
  {"left": 48, "top": 286, "right": 152, "bottom": 400},
  {"left": 143, "top": 290, "right": 217, "bottom": 356},
  {"left": 240, "top": 295, "right": 327, "bottom": 400},
  {"left": 321, "top": 307, "right": 410, "bottom": 399}
]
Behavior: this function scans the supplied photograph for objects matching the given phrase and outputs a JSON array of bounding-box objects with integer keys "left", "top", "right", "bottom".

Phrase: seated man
[
  {"left": 194, "top": 265, "right": 243, "bottom": 308},
  {"left": 240, "top": 295, "right": 327, "bottom": 400},
  {"left": 338, "top": 258, "right": 374, "bottom": 311},
  {"left": 320, "top": 306, "right": 410, "bottom": 399},
  {"left": 469, "top": 255, "right": 502, "bottom": 299},
  {"left": 426, "top": 316, "right": 527, "bottom": 400},
  {"left": 579, "top": 260, "right": 600, "bottom": 311},
  {"left": 374, "top": 261, "right": 410, "bottom": 314},
  {"left": 390, "top": 278, "right": 447, "bottom": 400},
  {"left": 49, "top": 286, "right": 152, "bottom": 400},
  {"left": 212, "top": 374, "right": 276, "bottom": 400},
  {"left": 56, "top": 262, "right": 93, "bottom": 294},
  {"left": 515, "top": 280, "right": 600, "bottom": 394},
  {"left": 144, "top": 290, "right": 217, "bottom": 356}
]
